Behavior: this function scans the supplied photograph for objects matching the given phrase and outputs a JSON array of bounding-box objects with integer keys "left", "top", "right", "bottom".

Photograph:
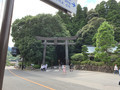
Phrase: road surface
[{"left": 2, "top": 66, "right": 120, "bottom": 90}]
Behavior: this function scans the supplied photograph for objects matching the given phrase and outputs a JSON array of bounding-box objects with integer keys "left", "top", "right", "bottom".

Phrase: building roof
[{"left": 87, "top": 46, "right": 117, "bottom": 53}]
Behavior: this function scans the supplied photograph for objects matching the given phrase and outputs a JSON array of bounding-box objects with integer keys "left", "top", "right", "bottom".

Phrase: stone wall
[{"left": 74, "top": 65, "right": 114, "bottom": 73}]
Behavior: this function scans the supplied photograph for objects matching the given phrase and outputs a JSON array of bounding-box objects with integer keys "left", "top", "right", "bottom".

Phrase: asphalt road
[{"left": 2, "top": 66, "right": 120, "bottom": 90}]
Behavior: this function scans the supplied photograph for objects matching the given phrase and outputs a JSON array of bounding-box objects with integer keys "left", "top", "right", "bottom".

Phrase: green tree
[
  {"left": 114, "top": 27, "right": 120, "bottom": 42},
  {"left": 95, "top": 1, "right": 107, "bottom": 18},
  {"left": 57, "top": 5, "right": 88, "bottom": 54},
  {"left": 56, "top": 11, "right": 73, "bottom": 36},
  {"left": 87, "top": 9, "right": 99, "bottom": 21},
  {"left": 94, "top": 21, "right": 116, "bottom": 64},
  {"left": 74, "top": 38, "right": 83, "bottom": 53},
  {"left": 57, "top": 5, "right": 88, "bottom": 36},
  {"left": 113, "top": 44, "right": 120, "bottom": 66},
  {"left": 77, "top": 10, "right": 105, "bottom": 45},
  {"left": 75, "top": 10, "right": 105, "bottom": 53},
  {"left": 82, "top": 45, "right": 88, "bottom": 60},
  {"left": 118, "top": 2, "right": 120, "bottom": 6},
  {"left": 107, "top": 0, "right": 118, "bottom": 12},
  {"left": 11, "top": 14, "right": 70, "bottom": 65},
  {"left": 71, "top": 5, "right": 88, "bottom": 36},
  {"left": 114, "top": 44, "right": 120, "bottom": 57},
  {"left": 95, "top": 0, "right": 120, "bottom": 42}
]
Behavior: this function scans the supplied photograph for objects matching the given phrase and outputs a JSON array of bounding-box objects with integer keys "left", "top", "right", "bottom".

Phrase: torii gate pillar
[
  {"left": 42, "top": 40, "right": 47, "bottom": 64},
  {"left": 65, "top": 40, "right": 69, "bottom": 65}
]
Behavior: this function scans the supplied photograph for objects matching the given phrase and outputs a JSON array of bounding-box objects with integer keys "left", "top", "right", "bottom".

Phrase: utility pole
[{"left": 0, "top": 0, "right": 14, "bottom": 90}]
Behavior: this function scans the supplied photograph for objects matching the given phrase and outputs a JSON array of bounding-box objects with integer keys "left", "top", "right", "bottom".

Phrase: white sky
[{"left": 0, "top": 0, "right": 120, "bottom": 47}]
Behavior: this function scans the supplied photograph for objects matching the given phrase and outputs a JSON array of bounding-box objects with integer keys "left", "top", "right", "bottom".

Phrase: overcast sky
[{"left": 0, "top": 0, "right": 120, "bottom": 47}]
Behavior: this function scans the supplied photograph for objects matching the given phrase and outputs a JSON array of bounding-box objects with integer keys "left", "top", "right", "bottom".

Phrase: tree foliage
[
  {"left": 82, "top": 45, "right": 88, "bottom": 60},
  {"left": 95, "top": 0, "right": 120, "bottom": 42},
  {"left": 94, "top": 21, "right": 116, "bottom": 64},
  {"left": 57, "top": 4, "right": 88, "bottom": 36},
  {"left": 11, "top": 14, "right": 70, "bottom": 64},
  {"left": 11, "top": 0, "right": 120, "bottom": 66},
  {"left": 71, "top": 4, "right": 88, "bottom": 36},
  {"left": 114, "top": 44, "right": 120, "bottom": 58},
  {"left": 77, "top": 10, "right": 105, "bottom": 45}
]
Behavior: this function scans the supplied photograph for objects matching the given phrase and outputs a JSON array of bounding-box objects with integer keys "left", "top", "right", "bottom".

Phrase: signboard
[{"left": 41, "top": 0, "right": 77, "bottom": 14}]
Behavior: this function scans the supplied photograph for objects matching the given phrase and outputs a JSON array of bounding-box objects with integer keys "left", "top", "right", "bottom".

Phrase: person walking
[
  {"left": 41, "top": 64, "right": 46, "bottom": 71},
  {"left": 114, "top": 64, "right": 118, "bottom": 74},
  {"left": 70, "top": 63, "right": 74, "bottom": 72},
  {"left": 63, "top": 65, "right": 66, "bottom": 74},
  {"left": 59, "top": 64, "right": 61, "bottom": 71},
  {"left": 119, "top": 68, "right": 120, "bottom": 76},
  {"left": 45, "top": 64, "right": 48, "bottom": 71}
]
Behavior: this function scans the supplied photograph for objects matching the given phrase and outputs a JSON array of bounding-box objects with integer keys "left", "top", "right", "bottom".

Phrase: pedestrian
[
  {"left": 19, "top": 64, "right": 21, "bottom": 69},
  {"left": 31, "top": 64, "right": 34, "bottom": 70},
  {"left": 45, "top": 64, "right": 48, "bottom": 71},
  {"left": 41, "top": 64, "right": 46, "bottom": 71},
  {"left": 23, "top": 65, "right": 26, "bottom": 69},
  {"left": 63, "top": 65, "right": 66, "bottom": 74},
  {"left": 31, "top": 64, "right": 33, "bottom": 70},
  {"left": 114, "top": 64, "right": 118, "bottom": 74},
  {"left": 41, "top": 64, "right": 43, "bottom": 71},
  {"left": 22, "top": 65, "right": 24, "bottom": 70},
  {"left": 119, "top": 68, "right": 120, "bottom": 76},
  {"left": 70, "top": 63, "right": 74, "bottom": 72},
  {"left": 59, "top": 64, "right": 61, "bottom": 71}
]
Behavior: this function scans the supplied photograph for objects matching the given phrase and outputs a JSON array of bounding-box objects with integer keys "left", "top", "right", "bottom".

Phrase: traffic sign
[{"left": 41, "top": 0, "right": 77, "bottom": 14}]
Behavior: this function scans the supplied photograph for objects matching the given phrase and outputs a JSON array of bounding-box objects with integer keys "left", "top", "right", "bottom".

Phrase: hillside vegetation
[{"left": 11, "top": 0, "right": 120, "bottom": 67}]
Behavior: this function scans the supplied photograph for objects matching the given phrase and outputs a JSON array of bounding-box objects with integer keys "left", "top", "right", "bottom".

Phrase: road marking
[{"left": 8, "top": 69, "right": 56, "bottom": 90}]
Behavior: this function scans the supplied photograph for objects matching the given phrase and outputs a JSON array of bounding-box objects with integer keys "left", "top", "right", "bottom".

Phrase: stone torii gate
[{"left": 36, "top": 36, "right": 77, "bottom": 65}]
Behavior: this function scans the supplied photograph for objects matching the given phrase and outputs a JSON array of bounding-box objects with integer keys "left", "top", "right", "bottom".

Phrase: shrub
[
  {"left": 81, "top": 61, "right": 88, "bottom": 65},
  {"left": 90, "top": 61, "right": 96, "bottom": 65},
  {"left": 81, "top": 60, "right": 104, "bottom": 66},
  {"left": 113, "top": 58, "right": 120, "bottom": 66},
  {"left": 33, "top": 65, "right": 40, "bottom": 69},
  {"left": 71, "top": 61, "right": 81, "bottom": 65},
  {"left": 95, "top": 62, "right": 104, "bottom": 66},
  {"left": 71, "top": 53, "right": 84, "bottom": 61},
  {"left": 81, "top": 60, "right": 91, "bottom": 65}
]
